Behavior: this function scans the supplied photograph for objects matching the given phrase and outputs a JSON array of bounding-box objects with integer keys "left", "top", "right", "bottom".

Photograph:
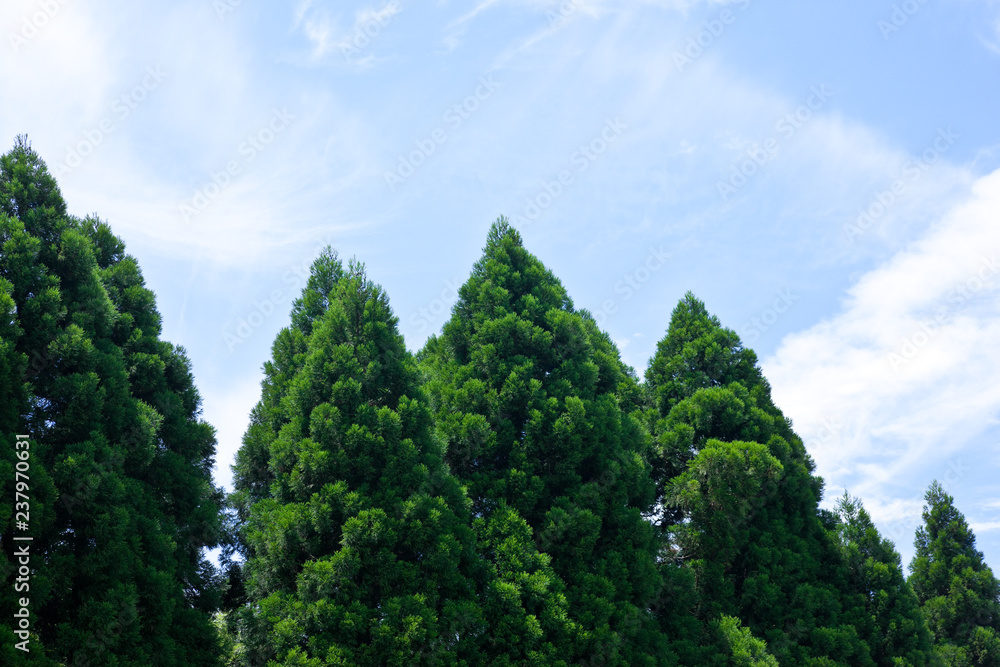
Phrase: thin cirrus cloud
[{"left": 292, "top": 0, "right": 403, "bottom": 65}]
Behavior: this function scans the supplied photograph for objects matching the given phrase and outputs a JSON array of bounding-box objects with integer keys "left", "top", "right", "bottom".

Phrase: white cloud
[
  {"left": 972, "top": 522, "right": 1000, "bottom": 534},
  {"left": 764, "top": 165, "right": 1000, "bottom": 520},
  {"left": 294, "top": 1, "right": 403, "bottom": 65},
  {"left": 441, "top": 0, "right": 744, "bottom": 56},
  {"left": 1, "top": 1, "right": 114, "bottom": 141}
]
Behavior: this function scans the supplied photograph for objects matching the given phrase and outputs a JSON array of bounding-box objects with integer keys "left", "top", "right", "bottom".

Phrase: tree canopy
[
  {"left": 418, "top": 218, "right": 666, "bottom": 665},
  {"left": 645, "top": 293, "right": 881, "bottom": 664},
  {"left": 0, "top": 136, "right": 224, "bottom": 665},
  {"left": 3, "top": 142, "right": 994, "bottom": 666},
  {"left": 232, "top": 251, "right": 493, "bottom": 665}
]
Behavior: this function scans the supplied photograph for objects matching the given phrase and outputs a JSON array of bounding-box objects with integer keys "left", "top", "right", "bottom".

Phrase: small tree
[
  {"left": 834, "top": 492, "right": 935, "bottom": 665},
  {"left": 909, "top": 481, "right": 1000, "bottom": 665}
]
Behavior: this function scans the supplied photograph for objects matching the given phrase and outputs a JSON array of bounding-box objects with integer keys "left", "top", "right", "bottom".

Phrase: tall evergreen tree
[
  {"left": 231, "top": 251, "right": 494, "bottom": 665},
  {"left": 0, "top": 136, "right": 224, "bottom": 665},
  {"left": 645, "top": 293, "right": 873, "bottom": 665},
  {"left": 834, "top": 492, "right": 935, "bottom": 666},
  {"left": 909, "top": 481, "right": 1000, "bottom": 666},
  {"left": 419, "top": 218, "right": 668, "bottom": 665}
]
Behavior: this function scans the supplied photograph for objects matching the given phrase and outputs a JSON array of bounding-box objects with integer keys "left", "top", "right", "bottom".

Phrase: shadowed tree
[
  {"left": 645, "top": 293, "right": 875, "bottom": 665},
  {"left": 0, "top": 136, "right": 224, "bottom": 665}
]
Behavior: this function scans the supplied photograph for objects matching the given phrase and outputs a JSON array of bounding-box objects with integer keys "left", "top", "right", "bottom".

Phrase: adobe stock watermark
[
  {"left": 887, "top": 255, "right": 999, "bottom": 371},
  {"left": 12, "top": 434, "right": 32, "bottom": 653},
  {"left": 222, "top": 234, "right": 335, "bottom": 352},
  {"left": 672, "top": 0, "right": 752, "bottom": 72},
  {"left": 408, "top": 278, "right": 462, "bottom": 336},
  {"left": 717, "top": 85, "right": 833, "bottom": 202},
  {"left": 341, "top": 1, "right": 401, "bottom": 62},
  {"left": 8, "top": 0, "right": 71, "bottom": 54},
  {"left": 179, "top": 107, "right": 295, "bottom": 223},
  {"left": 547, "top": 0, "right": 584, "bottom": 28},
  {"left": 591, "top": 245, "right": 672, "bottom": 327},
  {"left": 878, "top": 0, "right": 929, "bottom": 40},
  {"left": 741, "top": 288, "right": 798, "bottom": 344},
  {"left": 844, "top": 127, "right": 959, "bottom": 244},
  {"left": 510, "top": 117, "right": 627, "bottom": 226},
  {"left": 213, "top": 0, "right": 244, "bottom": 20},
  {"left": 51, "top": 66, "right": 168, "bottom": 178},
  {"left": 384, "top": 75, "right": 501, "bottom": 191},
  {"left": 807, "top": 415, "right": 843, "bottom": 454}
]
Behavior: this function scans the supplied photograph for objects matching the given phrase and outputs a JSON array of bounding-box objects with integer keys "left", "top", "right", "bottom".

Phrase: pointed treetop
[
  {"left": 914, "top": 480, "right": 982, "bottom": 561},
  {"left": 833, "top": 492, "right": 935, "bottom": 664},
  {"left": 289, "top": 246, "right": 344, "bottom": 336},
  {"left": 909, "top": 480, "right": 1000, "bottom": 660},
  {"left": 0, "top": 134, "right": 67, "bottom": 223},
  {"left": 646, "top": 291, "right": 767, "bottom": 416},
  {"left": 484, "top": 214, "right": 522, "bottom": 251},
  {"left": 441, "top": 215, "right": 573, "bottom": 362}
]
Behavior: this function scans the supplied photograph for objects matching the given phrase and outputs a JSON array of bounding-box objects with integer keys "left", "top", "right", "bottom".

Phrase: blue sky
[{"left": 3, "top": 0, "right": 1000, "bottom": 572}]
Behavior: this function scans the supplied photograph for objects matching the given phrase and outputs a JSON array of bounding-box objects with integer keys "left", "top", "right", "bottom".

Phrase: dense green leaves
[
  {"left": 5, "top": 154, "right": 995, "bottom": 666},
  {"left": 833, "top": 493, "right": 934, "bottom": 665},
  {"left": 646, "top": 293, "right": 878, "bottom": 665},
  {"left": 419, "top": 218, "right": 665, "bottom": 665},
  {"left": 0, "top": 138, "right": 224, "bottom": 665},
  {"left": 909, "top": 481, "right": 1000, "bottom": 665},
  {"left": 231, "top": 252, "right": 489, "bottom": 665},
  {"left": 716, "top": 616, "right": 779, "bottom": 666}
]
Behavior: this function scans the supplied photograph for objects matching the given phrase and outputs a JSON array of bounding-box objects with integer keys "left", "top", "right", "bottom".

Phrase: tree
[
  {"left": 834, "top": 492, "right": 935, "bottom": 666},
  {"left": 909, "top": 481, "right": 1000, "bottom": 666},
  {"left": 419, "top": 218, "right": 668, "bottom": 665},
  {"left": 646, "top": 293, "right": 873, "bottom": 665},
  {"left": 232, "top": 251, "right": 494, "bottom": 665},
  {"left": 0, "top": 137, "right": 224, "bottom": 665}
]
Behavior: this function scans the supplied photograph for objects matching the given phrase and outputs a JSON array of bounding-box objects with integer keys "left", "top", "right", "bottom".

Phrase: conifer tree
[
  {"left": 0, "top": 136, "right": 224, "bottom": 665},
  {"left": 645, "top": 293, "right": 873, "bottom": 665},
  {"left": 419, "top": 218, "right": 667, "bottom": 665},
  {"left": 834, "top": 492, "right": 935, "bottom": 665},
  {"left": 231, "top": 251, "right": 493, "bottom": 665},
  {"left": 909, "top": 481, "right": 1000, "bottom": 666}
]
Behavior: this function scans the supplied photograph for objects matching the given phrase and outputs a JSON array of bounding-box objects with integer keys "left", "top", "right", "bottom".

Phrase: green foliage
[
  {"left": 232, "top": 252, "right": 489, "bottom": 665},
  {"left": 834, "top": 493, "right": 935, "bottom": 666},
  {"left": 4, "top": 160, "right": 998, "bottom": 667},
  {"left": 909, "top": 482, "right": 1000, "bottom": 666},
  {"left": 645, "top": 293, "right": 874, "bottom": 665},
  {"left": 716, "top": 615, "right": 779, "bottom": 666},
  {"left": 0, "top": 138, "right": 224, "bottom": 665},
  {"left": 419, "top": 217, "right": 667, "bottom": 665},
  {"left": 644, "top": 292, "right": 765, "bottom": 420}
]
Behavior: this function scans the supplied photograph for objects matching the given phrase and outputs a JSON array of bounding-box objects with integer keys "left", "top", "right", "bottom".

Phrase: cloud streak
[{"left": 764, "top": 166, "right": 1000, "bottom": 544}]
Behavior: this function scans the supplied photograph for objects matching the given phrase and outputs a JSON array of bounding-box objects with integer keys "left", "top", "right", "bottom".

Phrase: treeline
[{"left": 1, "top": 139, "right": 998, "bottom": 665}]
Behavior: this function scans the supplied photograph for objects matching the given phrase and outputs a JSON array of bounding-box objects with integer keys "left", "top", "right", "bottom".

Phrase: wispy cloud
[
  {"left": 764, "top": 165, "right": 1000, "bottom": 524},
  {"left": 293, "top": 1, "right": 403, "bottom": 65},
  {"left": 972, "top": 521, "right": 1000, "bottom": 534}
]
